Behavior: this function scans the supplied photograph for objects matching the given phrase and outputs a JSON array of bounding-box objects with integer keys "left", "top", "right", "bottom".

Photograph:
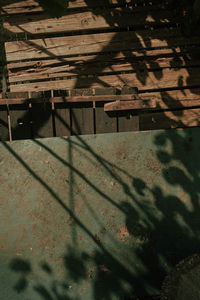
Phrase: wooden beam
[
  {"left": 104, "top": 99, "right": 156, "bottom": 111},
  {"left": 0, "top": 94, "right": 139, "bottom": 105},
  {"left": 140, "top": 108, "right": 200, "bottom": 130}
]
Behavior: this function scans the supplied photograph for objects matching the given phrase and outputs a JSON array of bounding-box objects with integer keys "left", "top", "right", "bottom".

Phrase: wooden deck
[{"left": 1, "top": 0, "right": 200, "bottom": 141}]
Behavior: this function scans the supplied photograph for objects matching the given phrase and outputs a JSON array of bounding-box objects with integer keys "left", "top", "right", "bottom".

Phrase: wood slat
[
  {"left": 2, "top": 7, "right": 177, "bottom": 37},
  {"left": 70, "top": 89, "right": 94, "bottom": 135},
  {"left": 139, "top": 108, "right": 200, "bottom": 130},
  {"left": 7, "top": 67, "right": 200, "bottom": 93},
  {"left": 8, "top": 46, "right": 196, "bottom": 70},
  {"left": 95, "top": 88, "right": 117, "bottom": 133},
  {"left": 5, "top": 28, "right": 200, "bottom": 63},
  {"left": 118, "top": 112, "right": 139, "bottom": 132},
  {"left": 0, "top": 94, "right": 142, "bottom": 105},
  {"left": 54, "top": 103, "right": 71, "bottom": 137},
  {"left": 0, "top": 107, "right": 9, "bottom": 140},
  {"left": 9, "top": 105, "right": 32, "bottom": 139},
  {"left": 31, "top": 103, "right": 53, "bottom": 137},
  {"left": 0, "top": 0, "right": 164, "bottom": 15},
  {"left": 71, "top": 104, "right": 94, "bottom": 135},
  {"left": 1, "top": 88, "right": 200, "bottom": 108},
  {"left": 7, "top": 56, "right": 200, "bottom": 84},
  {"left": 104, "top": 99, "right": 156, "bottom": 111}
]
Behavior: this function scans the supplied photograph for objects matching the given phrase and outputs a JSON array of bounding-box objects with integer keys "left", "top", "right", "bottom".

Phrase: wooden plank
[
  {"left": 2, "top": 89, "right": 200, "bottom": 108},
  {"left": 96, "top": 103, "right": 117, "bottom": 133},
  {"left": 0, "top": 94, "right": 142, "bottom": 105},
  {"left": 8, "top": 46, "right": 197, "bottom": 70},
  {"left": 95, "top": 88, "right": 117, "bottom": 133},
  {"left": 54, "top": 103, "right": 71, "bottom": 137},
  {"left": 0, "top": 0, "right": 165, "bottom": 15},
  {"left": 70, "top": 103, "right": 94, "bottom": 135},
  {"left": 2, "top": 7, "right": 177, "bottom": 37},
  {"left": 31, "top": 102, "right": 53, "bottom": 138},
  {"left": 9, "top": 104, "right": 32, "bottom": 140},
  {"left": 5, "top": 28, "right": 200, "bottom": 62},
  {"left": 71, "top": 89, "right": 94, "bottom": 135},
  {"left": 139, "top": 108, "right": 200, "bottom": 130},
  {"left": 8, "top": 67, "right": 200, "bottom": 93},
  {"left": 0, "top": 107, "right": 9, "bottom": 141},
  {"left": 104, "top": 99, "right": 156, "bottom": 111},
  {"left": 7, "top": 55, "right": 200, "bottom": 84},
  {"left": 118, "top": 112, "right": 139, "bottom": 132},
  {"left": 116, "top": 86, "right": 139, "bottom": 131}
]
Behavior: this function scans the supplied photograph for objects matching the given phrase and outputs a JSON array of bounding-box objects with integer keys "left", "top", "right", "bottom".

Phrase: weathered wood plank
[
  {"left": 9, "top": 104, "right": 32, "bottom": 139},
  {"left": 5, "top": 28, "right": 200, "bottom": 62},
  {"left": 8, "top": 46, "right": 196, "bottom": 70},
  {"left": 2, "top": 7, "right": 177, "bottom": 36},
  {"left": 0, "top": 107, "right": 9, "bottom": 140},
  {"left": 70, "top": 89, "right": 94, "bottom": 135},
  {"left": 0, "top": 94, "right": 142, "bottom": 104},
  {"left": 139, "top": 108, "right": 200, "bottom": 130},
  {"left": 104, "top": 99, "right": 156, "bottom": 111},
  {"left": 118, "top": 112, "right": 139, "bottom": 132},
  {"left": 70, "top": 103, "right": 94, "bottom": 135},
  {"left": 7, "top": 67, "right": 200, "bottom": 93},
  {"left": 31, "top": 102, "right": 53, "bottom": 137},
  {"left": 95, "top": 88, "right": 117, "bottom": 133},
  {"left": 2, "top": 89, "right": 200, "bottom": 108},
  {"left": 0, "top": 0, "right": 165, "bottom": 15},
  {"left": 54, "top": 103, "right": 71, "bottom": 137},
  {"left": 7, "top": 55, "right": 200, "bottom": 84},
  {"left": 96, "top": 104, "right": 117, "bottom": 133}
]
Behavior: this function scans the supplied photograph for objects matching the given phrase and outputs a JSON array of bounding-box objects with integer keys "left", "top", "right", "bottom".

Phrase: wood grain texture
[
  {"left": 0, "top": 0, "right": 165, "bottom": 15},
  {"left": 70, "top": 89, "right": 94, "bottom": 135},
  {"left": 104, "top": 99, "right": 156, "bottom": 111},
  {"left": 7, "top": 67, "right": 200, "bottom": 93},
  {"left": 118, "top": 112, "right": 139, "bottom": 132},
  {"left": 7, "top": 55, "right": 200, "bottom": 84},
  {"left": 54, "top": 103, "right": 71, "bottom": 137},
  {"left": 2, "top": 7, "right": 176, "bottom": 36},
  {"left": 5, "top": 28, "right": 199, "bottom": 62},
  {"left": 139, "top": 108, "right": 200, "bottom": 130}
]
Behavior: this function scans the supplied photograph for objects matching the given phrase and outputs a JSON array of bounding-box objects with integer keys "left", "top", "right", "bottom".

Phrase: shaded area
[{"left": 1, "top": 128, "right": 200, "bottom": 299}]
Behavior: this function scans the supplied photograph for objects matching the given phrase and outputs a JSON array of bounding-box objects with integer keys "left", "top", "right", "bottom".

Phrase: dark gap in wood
[
  {"left": 93, "top": 107, "right": 96, "bottom": 134},
  {"left": 116, "top": 115, "right": 119, "bottom": 132},
  {"left": 29, "top": 105, "right": 34, "bottom": 139},
  {"left": 70, "top": 107, "right": 73, "bottom": 136},
  {"left": 52, "top": 104, "right": 56, "bottom": 137},
  {"left": 8, "top": 103, "right": 32, "bottom": 140},
  {"left": 31, "top": 102, "right": 53, "bottom": 138}
]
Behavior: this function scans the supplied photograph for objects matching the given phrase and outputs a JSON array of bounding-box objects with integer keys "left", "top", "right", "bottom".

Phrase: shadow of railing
[{"left": 1, "top": 124, "right": 200, "bottom": 299}]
